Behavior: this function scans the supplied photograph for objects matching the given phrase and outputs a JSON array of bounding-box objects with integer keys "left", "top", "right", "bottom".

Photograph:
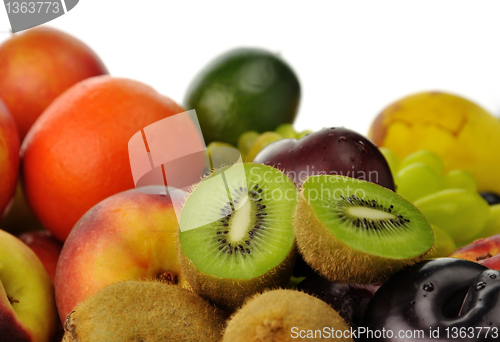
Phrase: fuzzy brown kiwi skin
[
  {"left": 62, "top": 281, "right": 227, "bottom": 342},
  {"left": 178, "top": 243, "right": 297, "bottom": 312},
  {"left": 294, "top": 191, "right": 431, "bottom": 284},
  {"left": 222, "top": 288, "right": 353, "bottom": 342}
]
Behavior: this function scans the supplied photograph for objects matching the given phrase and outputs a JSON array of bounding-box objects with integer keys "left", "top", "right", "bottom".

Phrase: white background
[{"left": 1, "top": 0, "right": 500, "bottom": 137}]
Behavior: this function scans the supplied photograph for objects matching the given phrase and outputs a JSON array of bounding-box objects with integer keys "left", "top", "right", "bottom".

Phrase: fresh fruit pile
[{"left": 1, "top": 27, "right": 500, "bottom": 342}]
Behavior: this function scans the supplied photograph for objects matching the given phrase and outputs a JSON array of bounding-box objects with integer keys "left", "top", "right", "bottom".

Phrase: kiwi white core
[
  {"left": 347, "top": 207, "right": 395, "bottom": 220},
  {"left": 229, "top": 197, "right": 252, "bottom": 241}
]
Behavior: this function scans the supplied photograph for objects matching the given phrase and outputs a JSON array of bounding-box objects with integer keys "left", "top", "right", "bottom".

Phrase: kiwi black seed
[
  {"left": 294, "top": 175, "right": 434, "bottom": 284},
  {"left": 178, "top": 163, "right": 298, "bottom": 311},
  {"left": 222, "top": 289, "right": 353, "bottom": 342},
  {"left": 62, "top": 281, "right": 227, "bottom": 342}
]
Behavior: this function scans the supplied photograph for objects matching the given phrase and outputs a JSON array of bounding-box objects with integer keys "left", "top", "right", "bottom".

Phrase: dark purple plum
[
  {"left": 297, "top": 274, "right": 380, "bottom": 328},
  {"left": 253, "top": 127, "right": 395, "bottom": 190},
  {"left": 360, "top": 258, "right": 500, "bottom": 341}
]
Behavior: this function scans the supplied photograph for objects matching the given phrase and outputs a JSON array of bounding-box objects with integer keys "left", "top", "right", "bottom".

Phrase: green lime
[{"left": 184, "top": 48, "right": 300, "bottom": 145}]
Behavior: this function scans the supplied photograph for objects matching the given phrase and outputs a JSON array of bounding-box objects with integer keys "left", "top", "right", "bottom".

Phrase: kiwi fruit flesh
[
  {"left": 62, "top": 280, "right": 227, "bottom": 342},
  {"left": 223, "top": 289, "right": 353, "bottom": 342},
  {"left": 179, "top": 163, "right": 298, "bottom": 311},
  {"left": 295, "top": 175, "right": 434, "bottom": 284}
]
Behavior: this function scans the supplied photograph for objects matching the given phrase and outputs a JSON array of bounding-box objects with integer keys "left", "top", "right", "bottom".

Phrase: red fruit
[
  {"left": 450, "top": 234, "right": 500, "bottom": 269},
  {"left": 253, "top": 127, "right": 395, "bottom": 190},
  {"left": 0, "top": 26, "right": 108, "bottom": 140},
  {"left": 0, "top": 100, "right": 19, "bottom": 217},
  {"left": 18, "top": 230, "right": 63, "bottom": 284}
]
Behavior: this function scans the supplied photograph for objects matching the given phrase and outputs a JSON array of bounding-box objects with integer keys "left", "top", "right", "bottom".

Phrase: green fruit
[
  {"left": 294, "top": 175, "right": 434, "bottom": 283},
  {"left": 473, "top": 204, "right": 500, "bottom": 239},
  {"left": 413, "top": 189, "right": 490, "bottom": 244},
  {"left": 444, "top": 169, "right": 477, "bottom": 192},
  {"left": 297, "top": 129, "right": 313, "bottom": 139},
  {"left": 275, "top": 123, "right": 298, "bottom": 139},
  {"left": 245, "top": 131, "right": 282, "bottom": 162},
  {"left": 184, "top": 48, "right": 300, "bottom": 145},
  {"left": 207, "top": 141, "right": 240, "bottom": 166},
  {"left": 379, "top": 147, "right": 400, "bottom": 176},
  {"left": 427, "top": 225, "right": 456, "bottom": 258},
  {"left": 222, "top": 289, "right": 353, "bottom": 342},
  {"left": 62, "top": 281, "right": 227, "bottom": 342},
  {"left": 237, "top": 131, "right": 260, "bottom": 158},
  {"left": 178, "top": 163, "right": 298, "bottom": 311},
  {"left": 395, "top": 163, "right": 443, "bottom": 202},
  {"left": 400, "top": 150, "right": 444, "bottom": 175}
]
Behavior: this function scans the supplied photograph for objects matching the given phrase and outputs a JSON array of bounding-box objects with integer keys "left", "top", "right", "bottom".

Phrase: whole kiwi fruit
[
  {"left": 62, "top": 281, "right": 227, "bottom": 342},
  {"left": 223, "top": 289, "right": 353, "bottom": 342}
]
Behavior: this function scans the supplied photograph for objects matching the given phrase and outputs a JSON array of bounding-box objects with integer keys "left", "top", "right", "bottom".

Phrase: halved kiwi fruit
[
  {"left": 295, "top": 175, "right": 434, "bottom": 283},
  {"left": 179, "top": 163, "right": 298, "bottom": 311}
]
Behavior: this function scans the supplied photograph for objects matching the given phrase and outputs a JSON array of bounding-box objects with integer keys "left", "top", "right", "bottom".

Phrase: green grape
[
  {"left": 443, "top": 169, "right": 477, "bottom": 192},
  {"left": 395, "top": 163, "right": 443, "bottom": 202},
  {"left": 207, "top": 141, "right": 239, "bottom": 167},
  {"left": 297, "top": 130, "right": 313, "bottom": 139},
  {"left": 275, "top": 124, "right": 298, "bottom": 139},
  {"left": 379, "top": 147, "right": 400, "bottom": 175},
  {"left": 472, "top": 204, "right": 500, "bottom": 239},
  {"left": 427, "top": 225, "right": 456, "bottom": 259},
  {"left": 245, "top": 132, "right": 282, "bottom": 162},
  {"left": 413, "top": 189, "right": 491, "bottom": 244},
  {"left": 401, "top": 150, "right": 444, "bottom": 175},
  {"left": 237, "top": 131, "right": 259, "bottom": 159}
]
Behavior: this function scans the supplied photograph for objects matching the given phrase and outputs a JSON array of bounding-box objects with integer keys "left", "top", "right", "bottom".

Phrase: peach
[
  {"left": 0, "top": 26, "right": 108, "bottom": 140},
  {"left": 54, "top": 188, "right": 187, "bottom": 324},
  {"left": 0, "top": 229, "right": 58, "bottom": 342},
  {"left": 0, "top": 100, "right": 19, "bottom": 218},
  {"left": 450, "top": 234, "right": 500, "bottom": 266}
]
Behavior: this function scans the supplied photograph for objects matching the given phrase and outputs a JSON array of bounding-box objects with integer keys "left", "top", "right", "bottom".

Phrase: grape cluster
[
  {"left": 380, "top": 148, "right": 495, "bottom": 253},
  {"left": 207, "top": 124, "right": 313, "bottom": 162}
]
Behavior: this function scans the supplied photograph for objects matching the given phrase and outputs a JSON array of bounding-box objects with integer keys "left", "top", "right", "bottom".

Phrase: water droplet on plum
[
  {"left": 476, "top": 282, "right": 487, "bottom": 291},
  {"left": 423, "top": 283, "right": 434, "bottom": 292}
]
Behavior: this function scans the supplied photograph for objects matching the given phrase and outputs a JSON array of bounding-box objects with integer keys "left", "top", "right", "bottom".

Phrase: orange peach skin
[
  {"left": 54, "top": 188, "right": 187, "bottom": 324},
  {"left": 450, "top": 234, "right": 500, "bottom": 262},
  {"left": 0, "top": 100, "right": 19, "bottom": 218},
  {"left": 0, "top": 26, "right": 108, "bottom": 140}
]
